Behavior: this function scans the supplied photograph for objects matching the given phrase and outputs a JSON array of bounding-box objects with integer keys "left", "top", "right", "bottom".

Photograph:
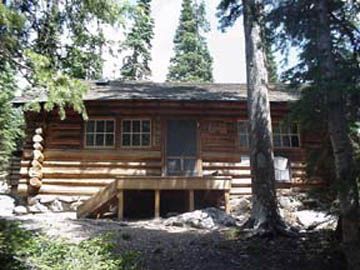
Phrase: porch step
[{"left": 77, "top": 181, "right": 118, "bottom": 218}]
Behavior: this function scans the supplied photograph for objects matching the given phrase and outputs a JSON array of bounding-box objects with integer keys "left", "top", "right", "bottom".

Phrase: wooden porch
[{"left": 77, "top": 176, "right": 232, "bottom": 219}]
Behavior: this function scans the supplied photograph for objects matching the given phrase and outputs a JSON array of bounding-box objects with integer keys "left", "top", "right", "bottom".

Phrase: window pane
[
  {"left": 106, "top": 121, "right": 114, "bottom": 132},
  {"left": 122, "top": 134, "right": 130, "bottom": 146},
  {"left": 273, "top": 125, "right": 281, "bottom": 134},
  {"left": 291, "top": 136, "right": 300, "bottom": 147},
  {"left": 86, "top": 134, "right": 94, "bottom": 146},
  {"left": 239, "top": 135, "right": 248, "bottom": 147},
  {"left": 96, "top": 121, "right": 105, "bottom": 132},
  {"left": 291, "top": 123, "right": 298, "bottom": 134},
  {"left": 184, "top": 159, "right": 197, "bottom": 176},
  {"left": 132, "top": 120, "right": 140, "bottom": 132},
  {"left": 105, "top": 134, "right": 114, "bottom": 146},
  {"left": 282, "top": 135, "right": 290, "bottom": 147},
  {"left": 86, "top": 121, "right": 95, "bottom": 133},
  {"left": 273, "top": 135, "right": 281, "bottom": 147},
  {"left": 142, "top": 120, "right": 150, "bottom": 132},
  {"left": 95, "top": 134, "right": 104, "bottom": 146},
  {"left": 123, "top": 121, "right": 131, "bottom": 132},
  {"left": 132, "top": 134, "right": 140, "bottom": 146},
  {"left": 167, "top": 159, "right": 181, "bottom": 175},
  {"left": 142, "top": 134, "right": 150, "bottom": 146}
]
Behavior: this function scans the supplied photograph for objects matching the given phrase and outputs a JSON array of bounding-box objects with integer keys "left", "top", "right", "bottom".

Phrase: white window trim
[
  {"left": 273, "top": 122, "right": 301, "bottom": 148},
  {"left": 237, "top": 120, "right": 250, "bottom": 148},
  {"left": 84, "top": 119, "right": 116, "bottom": 149},
  {"left": 121, "top": 119, "right": 152, "bottom": 148}
]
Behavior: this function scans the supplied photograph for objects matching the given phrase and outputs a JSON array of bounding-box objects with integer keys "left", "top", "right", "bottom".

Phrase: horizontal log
[
  {"left": 42, "top": 167, "right": 160, "bottom": 175},
  {"left": 33, "top": 134, "right": 44, "bottom": 143},
  {"left": 41, "top": 149, "right": 161, "bottom": 161},
  {"left": 29, "top": 178, "right": 42, "bottom": 188},
  {"left": 33, "top": 178, "right": 114, "bottom": 186},
  {"left": 33, "top": 150, "right": 44, "bottom": 162},
  {"left": 33, "top": 143, "right": 44, "bottom": 151},
  {"left": 230, "top": 187, "right": 252, "bottom": 195},
  {"left": 231, "top": 178, "right": 252, "bottom": 186},
  {"left": 43, "top": 160, "right": 161, "bottom": 169}
]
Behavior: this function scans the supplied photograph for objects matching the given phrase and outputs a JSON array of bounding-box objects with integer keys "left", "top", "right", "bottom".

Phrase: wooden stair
[{"left": 77, "top": 180, "right": 118, "bottom": 218}]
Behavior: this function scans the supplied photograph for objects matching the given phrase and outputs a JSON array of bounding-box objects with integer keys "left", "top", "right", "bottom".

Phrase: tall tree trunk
[
  {"left": 317, "top": 1, "right": 360, "bottom": 269},
  {"left": 242, "top": 0, "right": 285, "bottom": 234}
]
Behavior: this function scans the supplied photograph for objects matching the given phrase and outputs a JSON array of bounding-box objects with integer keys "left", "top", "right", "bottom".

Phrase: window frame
[
  {"left": 273, "top": 122, "right": 301, "bottom": 148},
  {"left": 120, "top": 118, "right": 152, "bottom": 148},
  {"left": 237, "top": 120, "right": 250, "bottom": 148},
  {"left": 84, "top": 118, "right": 116, "bottom": 149}
]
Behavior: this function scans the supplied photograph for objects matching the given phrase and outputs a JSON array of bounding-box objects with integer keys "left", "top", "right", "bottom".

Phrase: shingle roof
[{"left": 13, "top": 80, "right": 300, "bottom": 103}]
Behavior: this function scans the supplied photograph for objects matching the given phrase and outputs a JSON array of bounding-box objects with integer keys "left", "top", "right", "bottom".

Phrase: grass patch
[{"left": 0, "top": 220, "right": 139, "bottom": 270}]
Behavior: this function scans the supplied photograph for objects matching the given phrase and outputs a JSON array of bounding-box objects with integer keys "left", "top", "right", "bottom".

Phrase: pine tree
[
  {"left": 268, "top": 1, "right": 360, "bottom": 268},
  {"left": 120, "top": 0, "right": 154, "bottom": 80},
  {"left": 167, "top": 0, "right": 213, "bottom": 82},
  {"left": 0, "top": 66, "right": 24, "bottom": 173}
]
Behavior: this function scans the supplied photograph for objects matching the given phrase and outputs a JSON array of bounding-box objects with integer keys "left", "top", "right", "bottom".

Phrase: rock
[
  {"left": 230, "top": 197, "right": 251, "bottom": 216},
  {"left": 0, "top": 195, "right": 15, "bottom": 216},
  {"left": 27, "top": 196, "right": 40, "bottom": 206},
  {"left": 28, "top": 203, "right": 49, "bottom": 213},
  {"left": 58, "top": 196, "right": 78, "bottom": 203},
  {"left": 49, "top": 200, "right": 64, "bottom": 212},
  {"left": 278, "top": 196, "right": 302, "bottom": 211},
  {"left": 0, "top": 181, "right": 9, "bottom": 193},
  {"left": 70, "top": 200, "right": 83, "bottom": 211},
  {"left": 37, "top": 195, "right": 58, "bottom": 204},
  {"left": 295, "top": 210, "right": 335, "bottom": 229},
  {"left": 164, "top": 207, "right": 237, "bottom": 230},
  {"left": 14, "top": 205, "right": 28, "bottom": 215}
]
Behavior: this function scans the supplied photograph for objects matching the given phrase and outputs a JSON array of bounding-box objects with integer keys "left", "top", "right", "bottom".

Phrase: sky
[
  {"left": 103, "top": 0, "right": 247, "bottom": 83},
  {"left": 103, "top": 0, "right": 298, "bottom": 83}
]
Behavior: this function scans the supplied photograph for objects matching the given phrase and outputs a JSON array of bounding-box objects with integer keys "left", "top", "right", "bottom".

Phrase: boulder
[
  {"left": 14, "top": 205, "right": 28, "bottom": 215},
  {"left": 49, "top": 200, "right": 64, "bottom": 212},
  {"left": 230, "top": 197, "right": 251, "bottom": 216},
  {"left": 37, "top": 195, "right": 58, "bottom": 204},
  {"left": 0, "top": 181, "right": 9, "bottom": 193},
  {"left": 295, "top": 210, "right": 335, "bottom": 229},
  {"left": 28, "top": 203, "right": 49, "bottom": 213},
  {"left": 70, "top": 200, "right": 83, "bottom": 211},
  {"left": 278, "top": 196, "right": 302, "bottom": 211},
  {"left": 58, "top": 196, "right": 78, "bottom": 203},
  {"left": 164, "top": 207, "right": 237, "bottom": 230},
  {"left": 0, "top": 195, "right": 15, "bottom": 216}
]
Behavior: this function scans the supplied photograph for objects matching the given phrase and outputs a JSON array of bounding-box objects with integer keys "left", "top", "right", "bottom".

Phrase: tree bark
[
  {"left": 317, "top": 1, "right": 360, "bottom": 269},
  {"left": 242, "top": 0, "right": 286, "bottom": 234}
]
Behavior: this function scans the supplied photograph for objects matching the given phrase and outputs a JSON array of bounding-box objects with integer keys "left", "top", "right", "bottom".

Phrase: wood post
[
  {"left": 189, "top": 190, "right": 194, "bottom": 211},
  {"left": 117, "top": 191, "right": 124, "bottom": 220},
  {"left": 154, "top": 190, "right": 160, "bottom": 218},
  {"left": 224, "top": 190, "right": 230, "bottom": 214}
]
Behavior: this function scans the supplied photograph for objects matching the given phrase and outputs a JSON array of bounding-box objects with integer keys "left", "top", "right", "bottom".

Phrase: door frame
[{"left": 161, "top": 117, "right": 202, "bottom": 177}]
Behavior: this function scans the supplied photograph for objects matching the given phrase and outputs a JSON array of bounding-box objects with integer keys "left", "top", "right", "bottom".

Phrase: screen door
[{"left": 166, "top": 120, "right": 198, "bottom": 176}]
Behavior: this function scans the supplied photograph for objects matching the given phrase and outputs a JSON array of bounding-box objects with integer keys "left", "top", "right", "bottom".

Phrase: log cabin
[{"left": 10, "top": 81, "right": 324, "bottom": 219}]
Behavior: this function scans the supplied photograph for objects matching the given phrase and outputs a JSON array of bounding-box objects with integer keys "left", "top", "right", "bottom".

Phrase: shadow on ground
[{"left": 1, "top": 213, "right": 346, "bottom": 270}]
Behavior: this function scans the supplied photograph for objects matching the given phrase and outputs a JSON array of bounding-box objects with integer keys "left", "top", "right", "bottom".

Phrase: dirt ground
[{"left": 3, "top": 212, "right": 346, "bottom": 270}]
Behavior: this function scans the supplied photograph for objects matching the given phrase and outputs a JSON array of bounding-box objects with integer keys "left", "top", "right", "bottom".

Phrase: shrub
[{"left": 0, "top": 220, "right": 139, "bottom": 270}]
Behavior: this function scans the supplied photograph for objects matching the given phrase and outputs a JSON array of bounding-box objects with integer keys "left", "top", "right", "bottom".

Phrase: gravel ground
[{"left": 3, "top": 212, "right": 346, "bottom": 270}]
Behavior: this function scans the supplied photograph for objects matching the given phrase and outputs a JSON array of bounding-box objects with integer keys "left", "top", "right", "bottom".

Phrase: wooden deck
[{"left": 77, "top": 176, "right": 232, "bottom": 219}]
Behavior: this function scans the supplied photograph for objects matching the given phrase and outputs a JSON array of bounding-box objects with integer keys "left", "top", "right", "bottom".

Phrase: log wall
[{"left": 10, "top": 100, "right": 325, "bottom": 199}]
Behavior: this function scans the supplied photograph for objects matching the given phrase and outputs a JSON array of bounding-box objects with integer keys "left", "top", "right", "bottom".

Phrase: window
[
  {"left": 273, "top": 123, "right": 300, "bottom": 148},
  {"left": 274, "top": 156, "right": 291, "bottom": 182},
  {"left": 85, "top": 119, "right": 115, "bottom": 147},
  {"left": 237, "top": 121, "right": 249, "bottom": 148},
  {"left": 122, "top": 119, "right": 151, "bottom": 147}
]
